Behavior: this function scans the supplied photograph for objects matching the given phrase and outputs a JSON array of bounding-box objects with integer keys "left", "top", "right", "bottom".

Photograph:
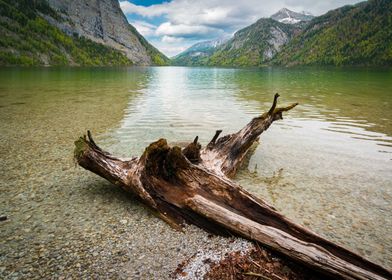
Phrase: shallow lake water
[{"left": 1, "top": 66, "right": 391, "bottom": 278}]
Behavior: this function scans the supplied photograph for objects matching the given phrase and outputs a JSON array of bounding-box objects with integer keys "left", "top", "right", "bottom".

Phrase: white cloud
[
  {"left": 166, "top": 5, "right": 257, "bottom": 30},
  {"left": 150, "top": 39, "right": 190, "bottom": 57},
  {"left": 120, "top": 0, "right": 363, "bottom": 56},
  {"left": 161, "top": 35, "right": 184, "bottom": 43},
  {"left": 159, "top": 45, "right": 188, "bottom": 56},
  {"left": 121, "top": 0, "right": 363, "bottom": 30},
  {"left": 131, "top": 20, "right": 157, "bottom": 36},
  {"left": 119, "top": 1, "right": 169, "bottom": 17},
  {"left": 156, "top": 22, "right": 221, "bottom": 38}
]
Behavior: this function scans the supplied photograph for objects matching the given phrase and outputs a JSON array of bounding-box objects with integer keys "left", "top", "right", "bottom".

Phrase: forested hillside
[{"left": 273, "top": 0, "right": 392, "bottom": 66}]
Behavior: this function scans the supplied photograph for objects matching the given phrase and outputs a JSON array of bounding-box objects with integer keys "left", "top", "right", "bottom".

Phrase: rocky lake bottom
[{"left": 1, "top": 67, "right": 391, "bottom": 279}]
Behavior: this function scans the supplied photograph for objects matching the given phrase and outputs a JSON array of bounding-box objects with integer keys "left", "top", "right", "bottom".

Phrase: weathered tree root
[{"left": 74, "top": 94, "right": 392, "bottom": 280}]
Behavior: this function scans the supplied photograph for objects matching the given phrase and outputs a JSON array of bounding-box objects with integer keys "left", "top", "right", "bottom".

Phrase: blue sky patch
[{"left": 127, "top": 0, "right": 169, "bottom": 6}]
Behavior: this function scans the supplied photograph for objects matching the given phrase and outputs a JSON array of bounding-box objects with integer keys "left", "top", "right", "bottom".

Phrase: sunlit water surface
[{"left": 1, "top": 66, "right": 391, "bottom": 271}]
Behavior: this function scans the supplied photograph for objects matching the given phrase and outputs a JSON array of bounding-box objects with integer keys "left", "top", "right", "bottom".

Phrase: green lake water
[{"left": 1, "top": 66, "right": 391, "bottom": 277}]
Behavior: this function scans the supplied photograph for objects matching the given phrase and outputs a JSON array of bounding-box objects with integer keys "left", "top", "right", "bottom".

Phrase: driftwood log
[{"left": 74, "top": 94, "right": 392, "bottom": 280}]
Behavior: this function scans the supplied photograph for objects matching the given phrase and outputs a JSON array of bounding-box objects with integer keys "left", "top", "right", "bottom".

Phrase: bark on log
[{"left": 74, "top": 94, "right": 392, "bottom": 280}]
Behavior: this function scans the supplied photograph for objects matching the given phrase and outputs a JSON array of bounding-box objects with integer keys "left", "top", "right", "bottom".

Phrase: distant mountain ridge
[
  {"left": 172, "top": 8, "right": 307, "bottom": 66},
  {"left": 173, "top": 1, "right": 392, "bottom": 67},
  {"left": 172, "top": 38, "right": 228, "bottom": 66}
]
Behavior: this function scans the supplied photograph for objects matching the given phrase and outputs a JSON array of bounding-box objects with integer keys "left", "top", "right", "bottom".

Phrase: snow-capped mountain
[
  {"left": 172, "top": 37, "right": 229, "bottom": 65},
  {"left": 178, "top": 38, "right": 229, "bottom": 57},
  {"left": 270, "top": 8, "right": 314, "bottom": 24}
]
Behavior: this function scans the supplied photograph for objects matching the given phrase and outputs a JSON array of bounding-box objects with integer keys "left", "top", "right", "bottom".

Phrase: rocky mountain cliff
[
  {"left": 0, "top": 0, "right": 168, "bottom": 66},
  {"left": 46, "top": 0, "right": 168, "bottom": 65},
  {"left": 207, "top": 18, "right": 301, "bottom": 66}
]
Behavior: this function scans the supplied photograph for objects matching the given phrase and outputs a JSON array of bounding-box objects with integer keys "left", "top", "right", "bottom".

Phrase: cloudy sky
[{"left": 119, "top": 0, "right": 363, "bottom": 57}]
